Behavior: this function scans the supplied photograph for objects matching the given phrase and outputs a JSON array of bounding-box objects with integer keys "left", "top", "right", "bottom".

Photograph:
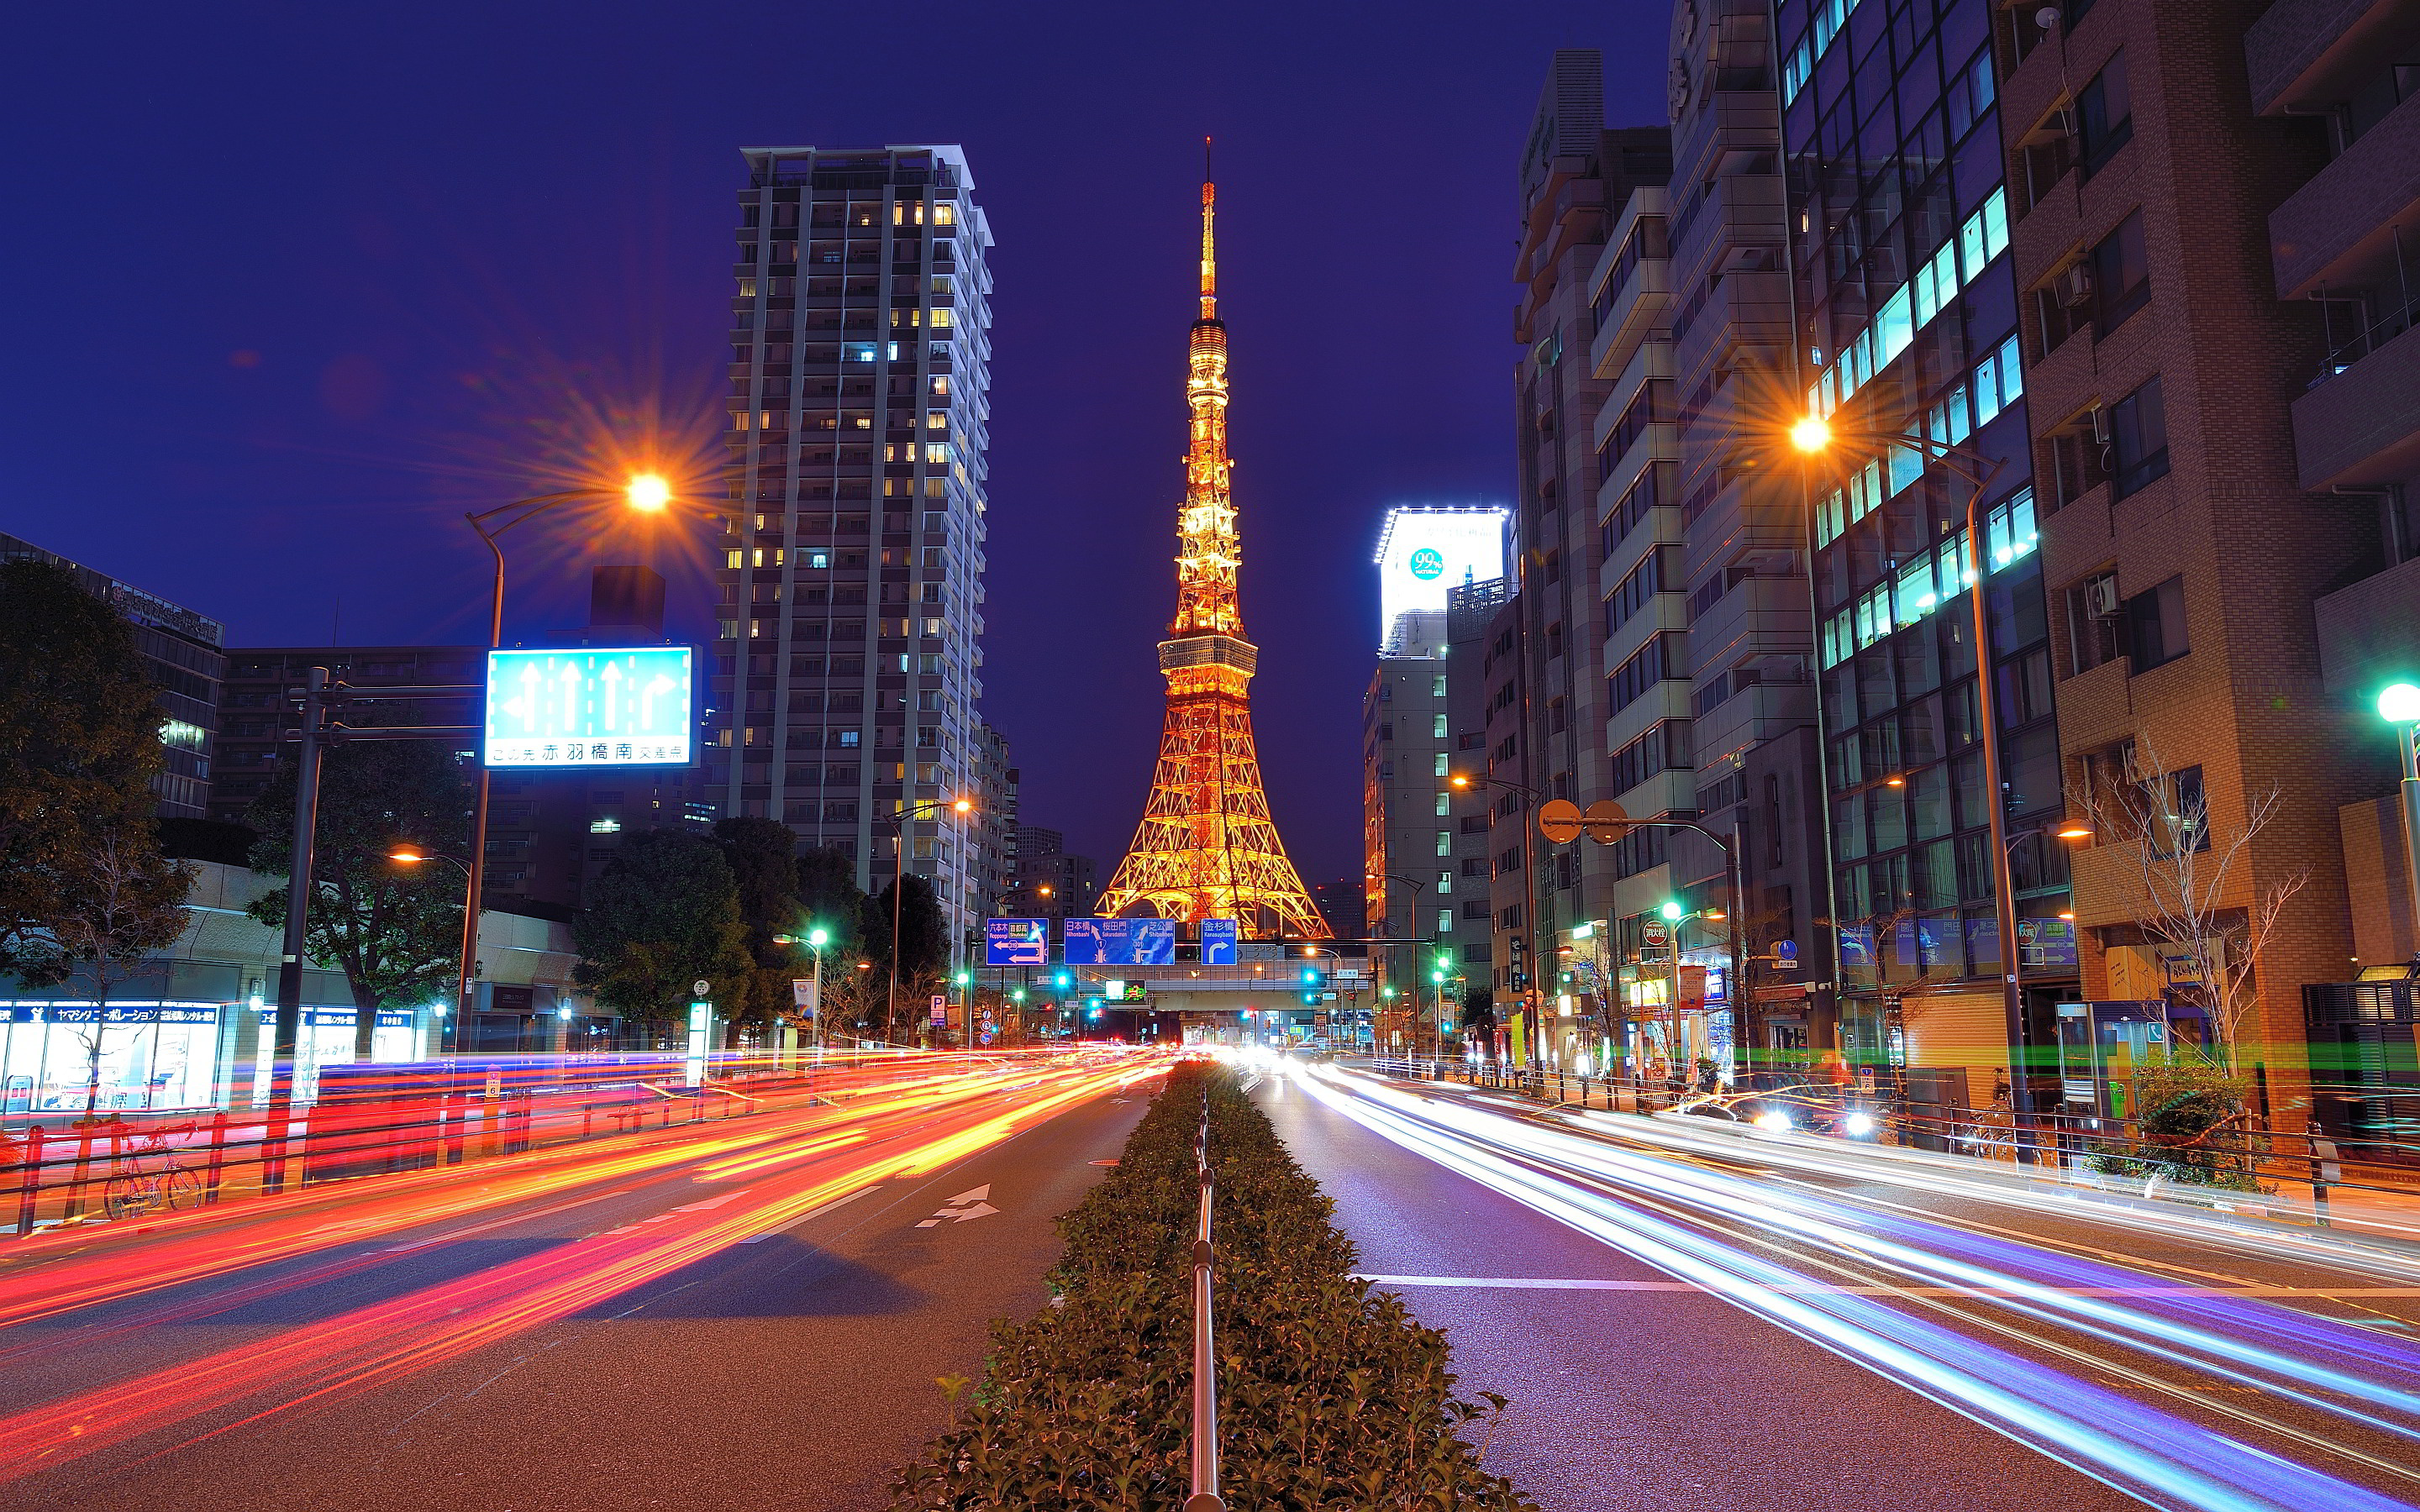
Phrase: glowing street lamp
[{"left": 2380, "top": 684, "right": 2420, "bottom": 954}]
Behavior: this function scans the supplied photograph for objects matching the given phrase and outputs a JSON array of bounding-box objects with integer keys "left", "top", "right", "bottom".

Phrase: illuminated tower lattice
[{"left": 1094, "top": 176, "right": 1330, "bottom": 940}]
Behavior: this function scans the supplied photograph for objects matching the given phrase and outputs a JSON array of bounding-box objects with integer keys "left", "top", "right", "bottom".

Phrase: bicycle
[{"left": 100, "top": 1123, "right": 202, "bottom": 1221}]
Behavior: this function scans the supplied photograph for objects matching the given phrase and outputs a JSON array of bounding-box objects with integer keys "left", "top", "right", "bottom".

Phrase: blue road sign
[
  {"left": 1199, "top": 918, "right": 1239, "bottom": 965},
  {"left": 986, "top": 918, "right": 1047, "bottom": 967},
  {"left": 484, "top": 646, "right": 693, "bottom": 768}
]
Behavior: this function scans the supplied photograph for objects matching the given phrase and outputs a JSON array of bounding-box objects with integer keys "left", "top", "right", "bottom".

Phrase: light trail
[
  {"left": 0, "top": 1055, "right": 1096, "bottom": 1330},
  {"left": 0, "top": 1053, "right": 1158, "bottom": 1482},
  {"left": 1298, "top": 1066, "right": 2420, "bottom": 1512}
]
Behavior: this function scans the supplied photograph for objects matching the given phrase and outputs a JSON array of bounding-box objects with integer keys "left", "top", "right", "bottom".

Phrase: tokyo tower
[{"left": 1093, "top": 171, "right": 1329, "bottom": 941}]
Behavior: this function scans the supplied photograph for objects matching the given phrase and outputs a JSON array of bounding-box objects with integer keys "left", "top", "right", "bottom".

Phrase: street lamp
[
  {"left": 871, "top": 796, "right": 975, "bottom": 1044},
  {"left": 456, "top": 475, "right": 676, "bottom": 1048},
  {"left": 2379, "top": 684, "right": 2420, "bottom": 956},
  {"left": 1790, "top": 416, "right": 2035, "bottom": 1112},
  {"left": 1449, "top": 772, "right": 1545, "bottom": 1065}
]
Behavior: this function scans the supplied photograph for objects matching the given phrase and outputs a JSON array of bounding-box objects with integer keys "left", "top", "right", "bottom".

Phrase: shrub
[
  {"left": 2082, "top": 1053, "right": 2267, "bottom": 1192},
  {"left": 891, "top": 1061, "right": 1534, "bottom": 1510}
]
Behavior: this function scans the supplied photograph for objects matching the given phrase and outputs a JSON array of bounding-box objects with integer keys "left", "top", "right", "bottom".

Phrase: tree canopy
[
  {"left": 573, "top": 829, "right": 750, "bottom": 1037},
  {"left": 245, "top": 739, "right": 475, "bottom": 1054},
  {"left": 0, "top": 559, "right": 192, "bottom": 989}
]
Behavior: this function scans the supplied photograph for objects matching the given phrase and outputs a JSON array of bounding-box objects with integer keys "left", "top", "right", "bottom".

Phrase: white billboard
[{"left": 1373, "top": 507, "right": 1507, "bottom": 646}]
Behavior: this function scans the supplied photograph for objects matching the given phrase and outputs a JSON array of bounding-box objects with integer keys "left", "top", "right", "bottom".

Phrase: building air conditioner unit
[
  {"left": 2089, "top": 404, "right": 2112, "bottom": 446},
  {"left": 2081, "top": 575, "right": 2121, "bottom": 620},
  {"left": 2054, "top": 264, "right": 2096, "bottom": 308}
]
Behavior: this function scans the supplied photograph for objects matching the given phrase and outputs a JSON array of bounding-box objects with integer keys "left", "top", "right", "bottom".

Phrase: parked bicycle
[{"left": 101, "top": 1122, "right": 201, "bottom": 1221}]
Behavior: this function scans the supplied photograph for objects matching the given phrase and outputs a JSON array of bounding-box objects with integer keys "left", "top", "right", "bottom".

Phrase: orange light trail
[{"left": 0, "top": 1053, "right": 1157, "bottom": 1482}]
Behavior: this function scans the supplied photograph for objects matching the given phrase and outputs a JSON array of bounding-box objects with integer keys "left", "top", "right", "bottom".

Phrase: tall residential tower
[{"left": 716, "top": 144, "right": 995, "bottom": 955}]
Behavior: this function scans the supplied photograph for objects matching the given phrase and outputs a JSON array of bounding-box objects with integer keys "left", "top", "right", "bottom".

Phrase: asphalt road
[
  {"left": 0, "top": 1060, "right": 1151, "bottom": 1512},
  {"left": 1259, "top": 1063, "right": 2420, "bottom": 1512}
]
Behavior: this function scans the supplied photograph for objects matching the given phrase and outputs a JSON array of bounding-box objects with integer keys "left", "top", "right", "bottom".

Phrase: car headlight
[
  {"left": 1843, "top": 1111, "right": 1876, "bottom": 1137},
  {"left": 1753, "top": 1110, "right": 1791, "bottom": 1133}
]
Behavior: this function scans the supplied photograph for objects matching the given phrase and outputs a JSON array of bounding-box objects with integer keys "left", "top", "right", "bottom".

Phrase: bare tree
[
  {"left": 43, "top": 836, "right": 192, "bottom": 1113},
  {"left": 2077, "top": 741, "right": 2307, "bottom": 1072}
]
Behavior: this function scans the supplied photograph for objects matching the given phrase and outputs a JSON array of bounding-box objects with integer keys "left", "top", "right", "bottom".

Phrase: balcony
[
  {"left": 2270, "top": 86, "right": 2420, "bottom": 299},
  {"left": 1589, "top": 258, "right": 1670, "bottom": 381},
  {"left": 2294, "top": 315, "right": 2420, "bottom": 489}
]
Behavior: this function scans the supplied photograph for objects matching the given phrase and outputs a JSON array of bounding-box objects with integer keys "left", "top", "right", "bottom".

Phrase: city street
[
  {"left": 1261, "top": 1063, "right": 2420, "bottom": 1512},
  {"left": 0, "top": 1054, "right": 1155, "bottom": 1511}
]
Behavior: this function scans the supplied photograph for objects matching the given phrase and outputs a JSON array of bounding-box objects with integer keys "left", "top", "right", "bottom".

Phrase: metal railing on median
[{"left": 1186, "top": 1092, "right": 1224, "bottom": 1512}]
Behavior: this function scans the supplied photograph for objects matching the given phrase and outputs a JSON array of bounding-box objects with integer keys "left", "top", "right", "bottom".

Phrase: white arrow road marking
[
  {"left": 914, "top": 1187, "right": 1002, "bottom": 1227},
  {"left": 669, "top": 1189, "right": 751, "bottom": 1212}
]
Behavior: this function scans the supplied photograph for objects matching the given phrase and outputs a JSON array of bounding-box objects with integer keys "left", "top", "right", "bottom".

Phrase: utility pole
[{"left": 261, "top": 666, "right": 330, "bottom": 1197}]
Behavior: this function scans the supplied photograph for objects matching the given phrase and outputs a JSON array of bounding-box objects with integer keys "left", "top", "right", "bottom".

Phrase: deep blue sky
[{"left": 2, "top": 1, "right": 1665, "bottom": 884}]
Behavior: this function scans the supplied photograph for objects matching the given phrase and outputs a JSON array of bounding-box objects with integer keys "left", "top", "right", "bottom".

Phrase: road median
[{"left": 890, "top": 1058, "right": 1534, "bottom": 1510}]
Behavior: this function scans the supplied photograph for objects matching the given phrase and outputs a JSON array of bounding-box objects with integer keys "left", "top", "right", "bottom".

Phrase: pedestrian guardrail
[
  {"left": 0, "top": 1046, "right": 1050, "bottom": 1237},
  {"left": 1186, "top": 1092, "right": 1224, "bottom": 1512},
  {"left": 1360, "top": 1056, "right": 2420, "bottom": 1224}
]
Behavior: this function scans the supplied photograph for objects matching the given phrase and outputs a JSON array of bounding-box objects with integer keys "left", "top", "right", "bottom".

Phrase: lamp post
[
  {"left": 871, "top": 795, "right": 974, "bottom": 1044},
  {"left": 2380, "top": 684, "right": 2420, "bottom": 957},
  {"left": 1789, "top": 417, "right": 2036, "bottom": 1113},
  {"left": 391, "top": 847, "right": 471, "bottom": 1054},
  {"left": 1449, "top": 773, "right": 1545, "bottom": 1067},
  {"left": 457, "top": 475, "right": 672, "bottom": 1049}
]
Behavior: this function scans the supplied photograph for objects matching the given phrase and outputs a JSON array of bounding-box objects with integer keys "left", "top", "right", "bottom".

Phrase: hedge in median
[{"left": 891, "top": 1059, "right": 1534, "bottom": 1510}]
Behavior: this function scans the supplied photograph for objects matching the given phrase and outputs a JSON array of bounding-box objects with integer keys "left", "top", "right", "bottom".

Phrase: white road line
[{"left": 737, "top": 1185, "right": 874, "bottom": 1243}]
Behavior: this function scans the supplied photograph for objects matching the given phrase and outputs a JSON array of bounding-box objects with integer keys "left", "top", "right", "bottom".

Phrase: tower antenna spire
[{"left": 1199, "top": 136, "right": 1218, "bottom": 322}]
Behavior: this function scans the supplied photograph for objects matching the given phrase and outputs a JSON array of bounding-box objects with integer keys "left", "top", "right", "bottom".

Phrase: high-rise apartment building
[
  {"left": 1780, "top": 0, "right": 2077, "bottom": 1103},
  {"left": 1448, "top": 575, "right": 1525, "bottom": 1047},
  {"left": 2, "top": 532, "right": 222, "bottom": 820},
  {"left": 1511, "top": 50, "right": 1676, "bottom": 1069},
  {"left": 1363, "top": 610, "right": 1453, "bottom": 1021},
  {"left": 1002, "top": 827, "right": 1098, "bottom": 921},
  {"left": 1365, "top": 506, "right": 1508, "bottom": 1023},
  {"left": 1983, "top": 0, "right": 2420, "bottom": 1126},
  {"left": 1662, "top": 0, "right": 1834, "bottom": 1062},
  {"left": 717, "top": 144, "right": 995, "bottom": 958}
]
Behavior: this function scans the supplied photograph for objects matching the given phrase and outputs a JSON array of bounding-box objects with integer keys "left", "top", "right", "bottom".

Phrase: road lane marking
[
  {"left": 915, "top": 1186, "right": 1001, "bottom": 1227},
  {"left": 1355, "top": 1273, "right": 2420, "bottom": 1298},
  {"left": 737, "top": 1185, "right": 873, "bottom": 1243},
  {"left": 381, "top": 1190, "right": 639, "bottom": 1252}
]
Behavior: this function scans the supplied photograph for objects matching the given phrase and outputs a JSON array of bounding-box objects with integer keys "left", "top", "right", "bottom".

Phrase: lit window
[
  {"left": 1433, "top": 753, "right": 1449, "bottom": 776},
  {"left": 1438, "top": 911, "right": 1455, "bottom": 935},
  {"left": 590, "top": 817, "right": 621, "bottom": 834},
  {"left": 1432, "top": 675, "right": 1447, "bottom": 696},
  {"left": 921, "top": 617, "right": 944, "bottom": 637},
  {"left": 806, "top": 551, "right": 830, "bottom": 570},
  {"left": 844, "top": 343, "right": 876, "bottom": 363},
  {"left": 725, "top": 549, "right": 744, "bottom": 570},
  {"left": 934, "top": 203, "right": 955, "bottom": 226},
  {"left": 924, "top": 443, "right": 950, "bottom": 466},
  {"left": 1432, "top": 713, "right": 1448, "bottom": 738}
]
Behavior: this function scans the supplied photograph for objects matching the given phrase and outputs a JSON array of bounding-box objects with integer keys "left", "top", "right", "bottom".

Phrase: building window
[
  {"left": 2125, "top": 575, "right": 2188, "bottom": 671},
  {"left": 1438, "top": 910, "right": 1455, "bottom": 935},
  {"left": 1431, "top": 674, "right": 1448, "bottom": 697},
  {"left": 1436, "top": 830, "right": 1452, "bottom": 856},
  {"left": 1433, "top": 753, "right": 1449, "bottom": 776},
  {"left": 2077, "top": 51, "right": 2134, "bottom": 176},
  {"left": 2090, "top": 211, "right": 2150, "bottom": 335},
  {"left": 2110, "top": 376, "right": 2170, "bottom": 497},
  {"left": 2067, "top": 572, "right": 2123, "bottom": 675},
  {"left": 1434, "top": 792, "right": 1452, "bottom": 816}
]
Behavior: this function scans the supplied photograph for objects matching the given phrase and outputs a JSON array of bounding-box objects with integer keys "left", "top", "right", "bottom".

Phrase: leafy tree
[
  {"left": 1456, "top": 987, "right": 1497, "bottom": 1039},
  {"left": 795, "top": 844, "right": 867, "bottom": 957},
  {"left": 713, "top": 816, "right": 804, "bottom": 1040},
  {"left": 245, "top": 740, "right": 473, "bottom": 1057},
  {"left": 0, "top": 559, "right": 189, "bottom": 984},
  {"left": 863, "top": 873, "right": 948, "bottom": 1040},
  {"left": 573, "top": 830, "right": 750, "bottom": 1043}
]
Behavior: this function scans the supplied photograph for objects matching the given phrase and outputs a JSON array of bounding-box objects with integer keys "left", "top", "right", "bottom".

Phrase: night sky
[{"left": 3, "top": 1, "right": 1665, "bottom": 883}]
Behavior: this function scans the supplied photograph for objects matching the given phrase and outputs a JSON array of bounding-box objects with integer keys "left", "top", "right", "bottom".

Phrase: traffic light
[
  {"left": 1010, "top": 988, "right": 1026, "bottom": 1003},
  {"left": 1054, "top": 970, "right": 1071, "bottom": 989}
]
